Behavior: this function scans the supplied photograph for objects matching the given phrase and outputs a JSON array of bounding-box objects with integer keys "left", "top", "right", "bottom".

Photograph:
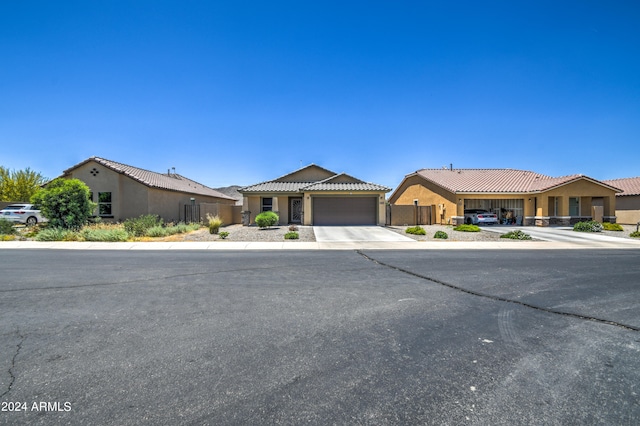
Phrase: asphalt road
[{"left": 0, "top": 249, "right": 639, "bottom": 425}]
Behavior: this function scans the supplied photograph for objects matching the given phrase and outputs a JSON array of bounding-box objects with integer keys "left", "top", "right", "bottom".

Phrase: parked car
[
  {"left": 0, "top": 204, "right": 48, "bottom": 225},
  {"left": 464, "top": 209, "right": 498, "bottom": 225}
]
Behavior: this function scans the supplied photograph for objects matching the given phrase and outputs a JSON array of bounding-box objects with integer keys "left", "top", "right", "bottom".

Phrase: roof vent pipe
[{"left": 450, "top": 163, "right": 453, "bottom": 171}]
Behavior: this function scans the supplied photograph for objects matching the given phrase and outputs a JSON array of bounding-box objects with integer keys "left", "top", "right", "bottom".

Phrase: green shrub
[
  {"left": 171, "top": 222, "right": 200, "bottom": 234},
  {"left": 31, "top": 178, "right": 96, "bottom": 230},
  {"left": 434, "top": 230, "right": 448, "bottom": 239},
  {"left": 573, "top": 221, "right": 603, "bottom": 233},
  {"left": 405, "top": 226, "right": 426, "bottom": 235},
  {"left": 602, "top": 222, "right": 623, "bottom": 231},
  {"left": 1, "top": 234, "right": 16, "bottom": 241},
  {"left": 123, "top": 214, "right": 163, "bottom": 237},
  {"left": 145, "top": 226, "right": 169, "bottom": 238},
  {"left": 0, "top": 218, "right": 15, "bottom": 235},
  {"left": 630, "top": 231, "right": 640, "bottom": 238},
  {"left": 80, "top": 228, "right": 129, "bottom": 242},
  {"left": 207, "top": 214, "right": 223, "bottom": 234},
  {"left": 500, "top": 230, "right": 532, "bottom": 240},
  {"left": 219, "top": 231, "right": 229, "bottom": 239},
  {"left": 255, "top": 211, "right": 279, "bottom": 228},
  {"left": 35, "top": 228, "right": 78, "bottom": 241},
  {"left": 453, "top": 224, "right": 480, "bottom": 232},
  {"left": 284, "top": 231, "right": 299, "bottom": 239}
]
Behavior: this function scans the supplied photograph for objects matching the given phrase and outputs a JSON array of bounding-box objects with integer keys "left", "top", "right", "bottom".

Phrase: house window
[
  {"left": 261, "top": 197, "right": 273, "bottom": 212},
  {"left": 98, "top": 192, "right": 112, "bottom": 216},
  {"left": 569, "top": 197, "right": 580, "bottom": 216}
]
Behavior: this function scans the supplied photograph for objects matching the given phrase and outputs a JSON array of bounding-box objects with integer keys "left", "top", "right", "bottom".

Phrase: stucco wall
[
  {"left": 541, "top": 180, "right": 617, "bottom": 217},
  {"left": 242, "top": 196, "right": 262, "bottom": 225},
  {"left": 200, "top": 203, "right": 240, "bottom": 225},
  {"left": 389, "top": 176, "right": 458, "bottom": 225},
  {"left": 615, "top": 195, "right": 640, "bottom": 224},
  {"left": 69, "top": 160, "right": 234, "bottom": 222},
  {"left": 69, "top": 161, "right": 132, "bottom": 220},
  {"left": 244, "top": 192, "right": 386, "bottom": 226}
]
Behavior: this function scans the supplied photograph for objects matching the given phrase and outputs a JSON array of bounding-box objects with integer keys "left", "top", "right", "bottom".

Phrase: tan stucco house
[
  {"left": 61, "top": 157, "right": 236, "bottom": 222},
  {"left": 604, "top": 177, "right": 640, "bottom": 225},
  {"left": 389, "top": 168, "right": 621, "bottom": 226},
  {"left": 239, "top": 164, "right": 390, "bottom": 226}
]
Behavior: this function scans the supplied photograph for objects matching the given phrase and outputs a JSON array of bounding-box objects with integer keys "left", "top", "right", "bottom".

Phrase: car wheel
[
  {"left": 26, "top": 216, "right": 38, "bottom": 226},
  {"left": 465, "top": 217, "right": 472, "bottom": 225}
]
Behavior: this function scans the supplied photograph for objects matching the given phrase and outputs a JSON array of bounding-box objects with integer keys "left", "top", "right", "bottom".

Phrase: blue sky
[{"left": 2, "top": 1, "right": 639, "bottom": 189}]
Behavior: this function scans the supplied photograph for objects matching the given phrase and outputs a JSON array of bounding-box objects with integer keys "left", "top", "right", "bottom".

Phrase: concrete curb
[{"left": 1, "top": 240, "right": 640, "bottom": 250}]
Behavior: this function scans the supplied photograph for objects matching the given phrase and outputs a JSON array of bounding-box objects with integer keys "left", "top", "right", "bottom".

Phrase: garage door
[{"left": 313, "top": 197, "right": 377, "bottom": 225}]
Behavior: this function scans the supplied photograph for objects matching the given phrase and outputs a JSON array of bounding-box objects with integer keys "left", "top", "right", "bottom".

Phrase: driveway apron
[{"left": 313, "top": 226, "right": 416, "bottom": 242}]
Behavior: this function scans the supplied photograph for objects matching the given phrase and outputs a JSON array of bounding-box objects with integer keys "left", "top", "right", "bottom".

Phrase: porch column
[
  {"left": 536, "top": 196, "right": 550, "bottom": 226},
  {"left": 450, "top": 197, "right": 465, "bottom": 226},
  {"left": 303, "top": 194, "right": 312, "bottom": 225},
  {"left": 272, "top": 197, "right": 280, "bottom": 225}
]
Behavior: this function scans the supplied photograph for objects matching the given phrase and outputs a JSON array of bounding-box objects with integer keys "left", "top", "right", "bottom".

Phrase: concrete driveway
[
  {"left": 485, "top": 225, "right": 640, "bottom": 244},
  {"left": 314, "top": 226, "right": 416, "bottom": 242}
]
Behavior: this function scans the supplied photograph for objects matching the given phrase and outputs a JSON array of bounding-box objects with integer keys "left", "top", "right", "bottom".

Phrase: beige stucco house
[
  {"left": 604, "top": 177, "right": 640, "bottom": 225},
  {"left": 239, "top": 164, "right": 390, "bottom": 226},
  {"left": 389, "top": 168, "right": 621, "bottom": 226},
  {"left": 61, "top": 157, "right": 236, "bottom": 222}
]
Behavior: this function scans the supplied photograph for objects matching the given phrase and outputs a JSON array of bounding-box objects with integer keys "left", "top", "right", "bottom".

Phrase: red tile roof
[
  {"left": 414, "top": 168, "right": 619, "bottom": 193},
  {"left": 604, "top": 177, "right": 640, "bottom": 196}
]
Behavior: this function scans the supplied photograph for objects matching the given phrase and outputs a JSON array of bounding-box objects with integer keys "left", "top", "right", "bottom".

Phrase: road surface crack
[
  {"left": 357, "top": 250, "right": 640, "bottom": 332},
  {"left": 1, "top": 329, "right": 25, "bottom": 399}
]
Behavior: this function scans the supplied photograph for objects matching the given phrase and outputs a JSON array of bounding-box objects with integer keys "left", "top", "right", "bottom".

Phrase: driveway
[
  {"left": 313, "top": 226, "right": 415, "bottom": 242},
  {"left": 485, "top": 225, "right": 640, "bottom": 244}
]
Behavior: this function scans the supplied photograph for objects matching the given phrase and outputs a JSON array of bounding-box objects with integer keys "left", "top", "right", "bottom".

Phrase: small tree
[
  {"left": 0, "top": 166, "right": 47, "bottom": 202},
  {"left": 31, "top": 178, "right": 96, "bottom": 230}
]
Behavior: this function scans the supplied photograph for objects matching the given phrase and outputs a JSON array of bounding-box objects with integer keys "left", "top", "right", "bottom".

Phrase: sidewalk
[{"left": 2, "top": 239, "right": 640, "bottom": 250}]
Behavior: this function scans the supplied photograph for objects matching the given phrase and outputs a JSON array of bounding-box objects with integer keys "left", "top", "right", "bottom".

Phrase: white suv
[{"left": 0, "top": 204, "right": 48, "bottom": 225}]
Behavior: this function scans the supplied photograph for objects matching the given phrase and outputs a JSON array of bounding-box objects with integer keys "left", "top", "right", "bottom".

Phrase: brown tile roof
[
  {"left": 240, "top": 166, "right": 390, "bottom": 193},
  {"left": 604, "top": 177, "right": 640, "bottom": 196},
  {"left": 414, "top": 168, "right": 620, "bottom": 193},
  {"left": 63, "top": 157, "right": 235, "bottom": 200},
  {"left": 302, "top": 173, "right": 390, "bottom": 192},
  {"left": 239, "top": 181, "right": 308, "bottom": 193}
]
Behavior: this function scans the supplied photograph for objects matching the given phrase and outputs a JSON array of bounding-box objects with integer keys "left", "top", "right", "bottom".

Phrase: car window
[{"left": 5, "top": 205, "right": 26, "bottom": 210}]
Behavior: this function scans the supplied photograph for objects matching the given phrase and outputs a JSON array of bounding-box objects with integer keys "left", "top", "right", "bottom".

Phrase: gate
[
  {"left": 386, "top": 205, "right": 432, "bottom": 226},
  {"left": 184, "top": 204, "right": 201, "bottom": 224}
]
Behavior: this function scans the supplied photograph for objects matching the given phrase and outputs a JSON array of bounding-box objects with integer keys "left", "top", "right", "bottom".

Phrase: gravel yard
[
  {"left": 175, "top": 223, "right": 640, "bottom": 243},
  {"left": 386, "top": 225, "right": 509, "bottom": 241},
  {"left": 179, "top": 224, "right": 317, "bottom": 242}
]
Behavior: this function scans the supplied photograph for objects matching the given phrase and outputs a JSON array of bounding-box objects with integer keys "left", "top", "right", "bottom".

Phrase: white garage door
[{"left": 313, "top": 197, "right": 377, "bottom": 225}]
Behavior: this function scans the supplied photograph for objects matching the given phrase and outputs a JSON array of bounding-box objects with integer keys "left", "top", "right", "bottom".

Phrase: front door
[{"left": 289, "top": 197, "right": 303, "bottom": 224}]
